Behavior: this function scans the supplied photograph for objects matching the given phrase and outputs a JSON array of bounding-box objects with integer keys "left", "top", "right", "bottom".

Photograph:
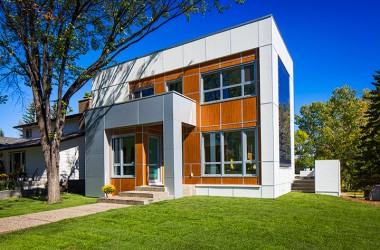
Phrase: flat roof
[{"left": 101, "top": 14, "right": 273, "bottom": 72}]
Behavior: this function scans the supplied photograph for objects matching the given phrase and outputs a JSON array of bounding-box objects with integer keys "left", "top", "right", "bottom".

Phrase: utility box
[{"left": 315, "top": 160, "right": 341, "bottom": 196}]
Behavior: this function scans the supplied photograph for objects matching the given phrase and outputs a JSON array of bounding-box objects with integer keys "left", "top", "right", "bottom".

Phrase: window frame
[
  {"left": 9, "top": 151, "right": 26, "bottom": 173},
  {"left": 111, "top": 134, "right": 136, "bottom": 178},
  {"left": 201, "top": 128, "right": 258, "bottom": 177},
  {"left": 132, "top": 86, "right": 154, "bottom": 99},
  {"left": 165, "top": 78, "right": 183, "bottom": 94},
  {"left": 201, "top": 62, "right": 256, "bottom": 104}
]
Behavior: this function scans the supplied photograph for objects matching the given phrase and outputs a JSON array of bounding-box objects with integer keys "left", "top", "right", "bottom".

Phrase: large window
[
  {"left": 201, "top": 63, "right": 256, "bottom": 103},
  {"left": 166, "top": 78, "right": 183, "bottom": 94},
  {"left": 132, "top": 86, "right": 154, "bottom": 99},
  {"left": 202, "top": 129, "right": 257, "bottom": 176},
  {"left": 278, "top": 58, "right": 291, "bottom": 168},
  {"left": 112, "top": 136, "right": 135, "bottom": 177}
]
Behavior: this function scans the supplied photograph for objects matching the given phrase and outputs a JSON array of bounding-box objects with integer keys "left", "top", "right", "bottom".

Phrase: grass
[
  {"left": 0, "top": 192, "right": 379, "bottom": 249},
  {"left": 0, "top": 193, "right": 96, "bottom": 218}
]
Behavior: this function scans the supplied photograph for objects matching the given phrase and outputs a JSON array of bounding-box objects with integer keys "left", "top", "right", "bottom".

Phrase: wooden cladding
[{"left": 111, "top": 49, "right": 259, "bottom": 188}]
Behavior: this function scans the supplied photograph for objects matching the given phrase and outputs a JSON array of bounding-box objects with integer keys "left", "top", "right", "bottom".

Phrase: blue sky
[{"left": 1, "top": 0, "right": 379, "bottom": 137}]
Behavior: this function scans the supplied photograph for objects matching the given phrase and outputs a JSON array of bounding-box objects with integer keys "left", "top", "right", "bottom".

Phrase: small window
[
  {"left": 25, "top": 129, "right": 32, "bottom": 139},
  {"left": 166, "top": 79, "right": 183, "bottom": 94},
  {"left": 132, "top": 86, "right": 154, "bottom": 99}
]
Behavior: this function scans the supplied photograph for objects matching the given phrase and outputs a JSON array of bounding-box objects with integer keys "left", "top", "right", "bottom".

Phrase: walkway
[{"left": 0, "top": 203, "right": 128, "bottom": 234}]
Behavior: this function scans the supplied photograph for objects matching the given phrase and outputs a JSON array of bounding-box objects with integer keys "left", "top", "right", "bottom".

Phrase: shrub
[{"left": 101, "top": 184, "right": 115, "bottom": 198}]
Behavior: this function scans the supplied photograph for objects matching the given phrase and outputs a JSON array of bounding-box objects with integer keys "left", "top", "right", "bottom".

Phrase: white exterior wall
[
  {"left": 90, "top": 15, "right": 294, "bottom": 199},
  {"left": 21, "top": 118, "right": 81, "bottom": 139},
  {"left": 0, "top": 136, "right": 85, "bottom": 182},
  {"left": 315, "top": 160, "right": 341, "bottom": 196}
]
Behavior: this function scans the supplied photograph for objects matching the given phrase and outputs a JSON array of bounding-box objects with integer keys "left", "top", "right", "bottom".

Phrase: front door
[{"left": 148, "top": 136, "right": 161, "bottom": 185}]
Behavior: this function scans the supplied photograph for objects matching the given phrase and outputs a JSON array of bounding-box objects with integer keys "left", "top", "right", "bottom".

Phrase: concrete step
[
  {"left": 293, "top": 179, "right": 315, "bottom": 184},
  {"left": 119, "top": 190, "right": 169, "bottom": 199},
  {"left": 97, "top": 196, "right": 152, "bottom": 205},
  {"left": 292, "top": 189, "right": 315, "bottom": 193},
  {"left": 135, "top": 185, "right": 166, "bottom": 192},
  {"left": 292, "top": 183, "right": 314, "bottom": 188}
]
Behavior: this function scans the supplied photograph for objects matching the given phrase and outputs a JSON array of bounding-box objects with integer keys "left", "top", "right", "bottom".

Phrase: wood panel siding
[{"left": 108, "top": 49, "right": 259, "bottom": 188}]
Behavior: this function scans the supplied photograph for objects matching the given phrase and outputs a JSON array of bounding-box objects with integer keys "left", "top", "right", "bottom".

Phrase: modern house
[
  {"left": 85, "top": 15, "right": 294, "bottom": 199},
  {"left": 0, "top": 101, "right": 89, "bottom": 191}
]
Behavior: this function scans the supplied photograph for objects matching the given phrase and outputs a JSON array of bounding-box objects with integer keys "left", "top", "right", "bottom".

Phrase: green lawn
[
  {"left": 0, "top": 193, "right": 96, "bottom": 218},
  {"left": 0, "top": 192, "right": 379, "bottom": 250}
]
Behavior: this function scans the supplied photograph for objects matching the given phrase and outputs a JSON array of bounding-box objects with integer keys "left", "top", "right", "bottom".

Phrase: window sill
[{"left": 111, "top": 176, "right": 135, "bottom": 179}]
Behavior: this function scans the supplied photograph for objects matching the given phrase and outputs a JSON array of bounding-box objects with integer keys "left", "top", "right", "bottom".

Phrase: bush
[{"left": 101, "top": 184, "right": 115, "bottom": 197}]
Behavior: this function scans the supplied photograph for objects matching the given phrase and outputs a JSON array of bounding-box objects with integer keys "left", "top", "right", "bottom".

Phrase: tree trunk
[{"left": 41, "top": 139, "right": 61, "bottom": 204}]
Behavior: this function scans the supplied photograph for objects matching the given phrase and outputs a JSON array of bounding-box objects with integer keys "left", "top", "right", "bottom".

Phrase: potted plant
[{"left": 101, "top": 184, "right": 115, "bottom": 198}]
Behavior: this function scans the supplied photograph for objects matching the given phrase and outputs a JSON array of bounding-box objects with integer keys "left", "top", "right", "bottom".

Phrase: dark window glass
[
  {"left": 246, "top": 162, "right": 257, "bottom": 175},
  {"left": 246, "top": 130, "right": 255, "bottom": 161},
  {"left": 244, "top": 64, "right": 255, "bottom": 82},
  {"left": 122, "top": 137, "right": 135, "bottom": 164},
  {"left": 223, "top": 86, "right": 241, "bottom": 99},
  {"left": 224, "top": 131, "right": 242, "bottom": 162},
  {"left": 224, "top": 163, "right": 242, "bottom": 175},
  {"left": 141, "top": 87, "right": 154, "bottom": 97},
  {"left": 204, "top": 90, "right": 220, "bottom": 102},
  {"left": 205, "top": 164, "right": 221, "bottom": 175},
  {"left": 244, "top": 83, "right": 256, "bottom": 96},
  {"left": 203, "top": 73, "right": 220, "bottom": 90},
  {"left": 167, "top": 79, "right": 182, "bottom": 93},
  {"left": 278, "top": 58, "right": 291, "bottom": 167},
  {"left": 204, "top": 133, "right": 221, "bottom": 163},
  {"left": 222, "top": 67, "right": 241, "bottom": 86}
]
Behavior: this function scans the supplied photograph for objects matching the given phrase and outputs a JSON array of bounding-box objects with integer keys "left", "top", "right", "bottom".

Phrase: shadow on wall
[{"left": 85, "top": 52, "right": 161, "bottom": 146}]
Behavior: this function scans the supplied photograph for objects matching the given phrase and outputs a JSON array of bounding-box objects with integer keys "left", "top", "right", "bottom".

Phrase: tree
[
  {"left": 0, "top": 0, "right": 243, "bottom": 203},
  {"left": 296, "top": 86, "right": 367, "bottom": 190},
  {"left": 294, "top": 130, "right": 314, "bottom": 171},
  {"left": 22, "top": 102, "right": 37, "bottom": 124},
  {"left": 0, "top": 128, "right": 4, "bottom": 137},
  {"left": 0, "top": 94, "right": 7, "bottom": 104},
  {"left": 355, "top": 71, "right": 380, "bottom": 189}
]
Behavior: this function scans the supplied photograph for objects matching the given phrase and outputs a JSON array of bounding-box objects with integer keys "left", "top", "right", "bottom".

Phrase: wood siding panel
[
  {"left": 243, "top": 97, "right": 257, "bottom": 122},
  {"left": 222, "top": 177, "right": 244, "bottom": 185},
  {"left": 183, "top": 75, "right": 200, "bottom": 94},
  {"left": 200, "top": 103, "right": 220, "bottom": 127},
  {"left": 221, "top": 99, "right": 242, "bottom": 125},
  {"left": 201, "top": 177, "right": 222, "bottom": 184}
]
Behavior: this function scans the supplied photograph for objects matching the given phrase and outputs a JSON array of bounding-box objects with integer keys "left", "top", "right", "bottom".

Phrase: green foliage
[
  {"left": 83, "top": 92, "right": 92, "bottom": 99},
  {"left": 295, "top": 130, "right": 314, "bottom": 170},
  {"left": 355, "top": 71, "right": 380, "bottom": 189},
  {"left": 0, "top": 128, "right": 4, "bottom": 137},
  {"left": 102, "top": 184, "right": 116, "bottom": 197},
  {"left": 296, "top": 86, "right": 367, "bottom": 190},
  {"left": 22, "top": 102, "right": 37, "bottom": 124}
]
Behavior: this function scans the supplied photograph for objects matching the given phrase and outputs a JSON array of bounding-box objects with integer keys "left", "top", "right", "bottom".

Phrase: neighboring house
[
  {"left": 0, "top": 99, "right": 91, "bottom": 191},
  {"left": 85, "top": 15, "right": 294, "bottom": 198}
]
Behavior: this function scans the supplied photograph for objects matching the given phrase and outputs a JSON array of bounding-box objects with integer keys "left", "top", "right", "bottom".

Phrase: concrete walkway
[{"left": 0, "top": 203, "right": 128, "bottom": 234}]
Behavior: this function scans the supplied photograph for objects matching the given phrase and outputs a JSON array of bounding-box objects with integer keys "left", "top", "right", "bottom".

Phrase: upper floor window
[
  {"left": 166, "top": 78, "right": 183, "bottom": 94},
  {"left": 24, "top": 129, "right": 32, "bottom": 139},
  {"left": 202, "top": 129, "right": 257, "bottom": 176},
  {"left": 201, "top": 63, "right": 256, "bottom": 103},
  {"left": 132, "top": 86, "right": 154, "bottom": 99}
]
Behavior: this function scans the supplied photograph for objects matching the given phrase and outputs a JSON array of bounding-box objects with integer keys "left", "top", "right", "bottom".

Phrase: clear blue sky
[{"left": 1, "top": 0, "right": 379, "bottom": 137}]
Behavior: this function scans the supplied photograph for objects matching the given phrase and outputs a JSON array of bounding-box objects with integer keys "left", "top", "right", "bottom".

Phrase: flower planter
[{"left": 0, "top": 190, "right": 21, "bottom": 200}]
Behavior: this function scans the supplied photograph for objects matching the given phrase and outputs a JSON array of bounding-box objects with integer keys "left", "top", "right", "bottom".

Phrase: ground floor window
[
  {"left": 9, "top": 151, "right": 26, "bottom": 174},
  {"left": 112, "top": 136, "right": 135, "bottom": 177},
  {"left": 202, "top": 129, "right": 257, "bottom": 176}
]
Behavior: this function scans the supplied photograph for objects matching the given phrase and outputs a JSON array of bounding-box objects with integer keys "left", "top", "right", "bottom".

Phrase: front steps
[
  {"left": 291, "top": 178, "right": 315, "bottom": 193},
  {"left": 97, "top": 186, "right": 170, "bottom": 205}
]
